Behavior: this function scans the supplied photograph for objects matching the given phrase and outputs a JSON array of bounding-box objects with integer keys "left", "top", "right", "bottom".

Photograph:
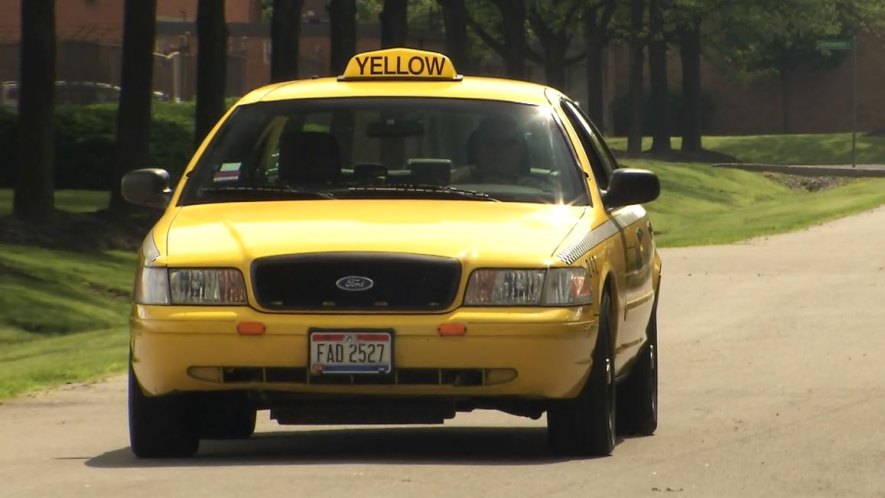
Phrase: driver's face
[{"left": 477, "top": 132, "right": 522, "bottom": 178}]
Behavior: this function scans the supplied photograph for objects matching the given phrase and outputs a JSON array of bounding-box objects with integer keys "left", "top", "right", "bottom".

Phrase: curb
[{"left": 712, "top": 163, "right": 885, "bottom": 178}]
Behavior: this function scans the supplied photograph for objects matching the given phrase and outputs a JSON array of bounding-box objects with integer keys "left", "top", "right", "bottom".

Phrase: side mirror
[
  {"left": 602, "top": 168, "right": 660, "bottom": 208},
  {"left": 121, "top": 168, "right": 172, "bottom": 209}
]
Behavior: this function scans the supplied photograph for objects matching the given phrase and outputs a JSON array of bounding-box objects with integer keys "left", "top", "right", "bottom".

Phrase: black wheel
[
  {"left": 198, "top": 392, "right": 257, "bottom": 439},
  {"left": 128, "top": 362, "right": 199, "bottom": 458},
  {"left": 617, "top": 299, "right": 658, "bottom": 436},
  {"left": 547, "top": 291, "right": 617, "bottom": 456}
]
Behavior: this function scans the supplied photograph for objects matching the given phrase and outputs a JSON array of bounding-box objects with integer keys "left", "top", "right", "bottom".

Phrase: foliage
[
  {"left": 710, "top": 0, "right": 855, "bottom": 83},
  {"left": 525, "top": 0, "right": 584, "bottom": 54},
  {"left": 524, "top": 0, "right": 586, "bottom": 87},
  {"left": 403, "top": 0, "right": 444, "bottom": 37},
  {"left": 354, "top": 0, "right": 440, "bottom": 27},
  {"left": 356, "top": 0, "right": 383, "bottom": 21},
  {"left": 53, "top": 104, "right": 118, "bottom": 190},
  {"left": 838, "top": 0, "right": 885, "bottom": 34},
  {"left": 150, "top": 101, "right": 197, "bottom": 174},
  {"left": 460, "top": 0, "right": 504, "bottom": 65},
  {"left": 0, "top": 102, "right": 194, "bottom": 190}
]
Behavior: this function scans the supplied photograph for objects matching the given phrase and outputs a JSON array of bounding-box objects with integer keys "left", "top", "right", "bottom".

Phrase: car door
[{"left": 560, "top": 100, "right": 656, "bottom": 370}]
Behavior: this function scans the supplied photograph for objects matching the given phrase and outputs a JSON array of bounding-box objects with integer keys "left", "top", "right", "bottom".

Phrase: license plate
[{"left": 309, "top": 330, "right": 392, "bottom": 375}]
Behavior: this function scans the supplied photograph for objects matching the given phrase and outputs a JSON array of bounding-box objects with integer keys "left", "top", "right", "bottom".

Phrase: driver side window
[{"left": 561, "top": 100, "right": 616, "bottom": 191}]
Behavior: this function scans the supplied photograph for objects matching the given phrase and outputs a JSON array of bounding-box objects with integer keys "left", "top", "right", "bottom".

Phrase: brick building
[
  {"left": 0, "top": 0, "right": 372, "bottom": 103},
  {"left": 0, "top": 0, "right": 883, "bottom": 135}
]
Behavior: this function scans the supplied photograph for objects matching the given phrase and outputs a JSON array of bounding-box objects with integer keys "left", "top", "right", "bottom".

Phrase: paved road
[{"left": 2, "top": 207, "right": 885, "bottom": 497}]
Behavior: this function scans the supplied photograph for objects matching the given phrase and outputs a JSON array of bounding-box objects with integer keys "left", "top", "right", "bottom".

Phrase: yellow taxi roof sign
[{"left": 340, "top": 48, "right": 461, "bottom": 81}]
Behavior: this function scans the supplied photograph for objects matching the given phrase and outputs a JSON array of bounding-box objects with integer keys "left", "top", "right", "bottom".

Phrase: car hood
[{"left": 161, "top": 200, "right": 589, "bottom": 268}]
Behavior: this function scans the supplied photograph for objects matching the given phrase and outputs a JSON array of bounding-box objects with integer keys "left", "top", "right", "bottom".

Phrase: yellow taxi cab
[{"left": 122, "top": 48, "right": 662, "bottom": 458}]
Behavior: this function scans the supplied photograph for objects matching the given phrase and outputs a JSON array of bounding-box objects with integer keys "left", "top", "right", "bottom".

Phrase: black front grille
[{"left": 251, "top": 252, "right": 461, "bottom": 311}]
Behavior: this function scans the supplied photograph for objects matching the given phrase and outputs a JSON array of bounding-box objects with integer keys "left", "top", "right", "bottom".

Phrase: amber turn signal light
[
  {"left": 437, "top": 322, "right": 467, "bottom": 336},
  {"left": 237, "top": 321, "right": 266, "bottom": 335}
]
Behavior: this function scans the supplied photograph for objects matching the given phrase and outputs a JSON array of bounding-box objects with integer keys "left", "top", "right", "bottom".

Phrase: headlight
[
  {"left": 464, "top": 269, "right": 546, "bottom": 305},
  {"left": 169, "top": 269, "right": 248, "bottom": 305},
  {"left": 134, "top": 266, "right": 171, "bottom": 305},
  {"left": 464, "top": 268, "right": 592, "bottom": 306},
  {"left": 543, "top": 268, "right": 592, "bottom": 305},
  {"left": 134, "top": 268, "right": 247, "bottom": 305}
]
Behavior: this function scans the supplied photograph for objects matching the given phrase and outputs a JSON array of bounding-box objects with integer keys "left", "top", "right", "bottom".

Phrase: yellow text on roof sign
[{"left": 342, "top": 48, "right": 460, "bottom": 80}]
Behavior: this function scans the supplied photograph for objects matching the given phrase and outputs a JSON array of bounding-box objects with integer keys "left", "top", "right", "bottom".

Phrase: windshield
[{"left": 180, "top": 98, "right": 588, "bottom": 205}]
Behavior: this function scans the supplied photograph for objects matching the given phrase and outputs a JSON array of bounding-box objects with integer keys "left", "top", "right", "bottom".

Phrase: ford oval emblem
[{"left": 335, "top": 276, "right": 374, "bottom": 292}]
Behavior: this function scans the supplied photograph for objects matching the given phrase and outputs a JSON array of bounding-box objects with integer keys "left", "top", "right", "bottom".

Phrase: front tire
[
  {"left": 617, "top": 299, "right": 658, "bottom": 436},
  {"left": 547, "top": 292, "right": 617, "bottom": 456},
  {"left": 128, "top": 362, "right": 199, "bottom": 458}
]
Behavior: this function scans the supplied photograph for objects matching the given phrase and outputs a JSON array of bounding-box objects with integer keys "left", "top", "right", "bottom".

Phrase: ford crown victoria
[{"left": 122, "top": 48, "right": 662, "bottom": 458}]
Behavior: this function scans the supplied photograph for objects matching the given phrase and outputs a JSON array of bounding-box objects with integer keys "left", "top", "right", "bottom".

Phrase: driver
[{"left": 467, "top": 114, "right": 531, "bottom": 184}]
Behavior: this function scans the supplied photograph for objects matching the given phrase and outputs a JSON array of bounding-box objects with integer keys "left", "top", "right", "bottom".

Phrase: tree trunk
[
  {"left": 586, "top": 37, "right": 605, "bottom": 124},
  {"left": 493, "top": 0, "right": 527, "bottom": 79},
  {"left": 195, "top": 0, "right": 228, "bottom": 148},
  {"left": 438, "top": 0, "right": 470, "bottom": 74},
  {"left": 627, "top": 0, "right": 645, "bottom": 153},
  {"left": 379, "top": 0, "right": 408, "bottom": 169},
  {"left": 14, "top": 0, "right": 55, "bottom": 220},
  {"left": 648, "top": 0, "right": 670, "bottom": 152},
  {"left": 679, "top": 16, "right": 702, "bottom": 153},
  {"left": 545, "top": 45, "right": 568, "bottom": 91},
  {"left": 380, "top": 0, "right": 408, "bottom": 48},
  {"left": 329, "top": 0, "right": 356, "bottom": 75},
  {"left": 328, "top": 0, "right": 356, "bottom": 164},
  {"left": 109, "top": 0, "right": 156, "bottom": 211},
  {"left": 780, "top": 70, "right": 790, "bottom": 133},
  {"left": 584, "top": 0, "right": 616, "bottom": 131},
  {"left": 270, "top": 0, "right": 302, "bottom": 82}
]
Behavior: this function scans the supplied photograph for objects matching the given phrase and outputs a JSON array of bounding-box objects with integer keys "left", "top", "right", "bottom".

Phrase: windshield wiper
[
  {"left": 201, "top": 185, "right": 336, "bottom": 200},
  {"left": 343, "top": 184, "right": 499, "bottom": 201}
]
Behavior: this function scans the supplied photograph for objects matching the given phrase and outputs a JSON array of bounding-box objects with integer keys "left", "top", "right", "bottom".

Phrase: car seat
[{"left": 277, "top": 129, "right": 342, "bottom": 185}]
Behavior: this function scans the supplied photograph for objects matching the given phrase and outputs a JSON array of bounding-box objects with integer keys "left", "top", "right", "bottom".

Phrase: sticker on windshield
[{"left": 213, "top": 162, "right": 241, "bottom": 183}]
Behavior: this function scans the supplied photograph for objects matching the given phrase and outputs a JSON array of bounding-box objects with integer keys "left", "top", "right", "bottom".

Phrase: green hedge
[{"left": 0, "top": 102, "right": 195, "bottom": 189}]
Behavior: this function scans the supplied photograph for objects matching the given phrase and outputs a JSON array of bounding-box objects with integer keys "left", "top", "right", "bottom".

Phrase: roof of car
[
  {"left": 235, "top": 48, "right": 560, "bottom": 108},
  {"left": 239, "top": 77, "right": 554, "bottom": 106}
]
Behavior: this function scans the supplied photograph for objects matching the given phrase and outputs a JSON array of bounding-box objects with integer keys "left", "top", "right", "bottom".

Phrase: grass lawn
[
  {"left": 0, "top": 189, "right": 109, "bottom": 216},
  {"left": 620, "top": 159, "right": 885, "bottom": 246},
  {"left": 2, "top": 132, "right": 885, "bottom": 399},
  {"left": 0, "top": 326, "right": 129, "bottom": 399},
  {"left": 606, "top": 133, "right": 885, "bottom": 165},
  {"left": 0, "top": 243, "right": 134, "bottom": 398}
]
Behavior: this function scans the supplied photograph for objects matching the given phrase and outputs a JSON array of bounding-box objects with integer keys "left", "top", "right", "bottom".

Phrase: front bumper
[{"left": 130, "top": 304, "right": 598, "bottom": 399}]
